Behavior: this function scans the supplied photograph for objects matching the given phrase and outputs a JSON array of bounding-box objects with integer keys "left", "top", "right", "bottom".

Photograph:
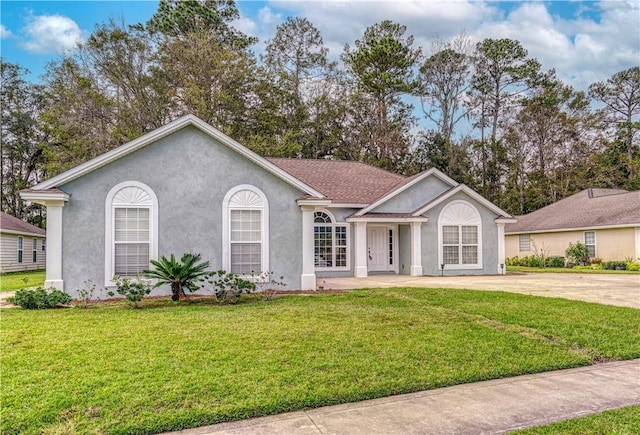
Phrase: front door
[{"left": 368, "top": 226, "right": 388, "bottom": 271}]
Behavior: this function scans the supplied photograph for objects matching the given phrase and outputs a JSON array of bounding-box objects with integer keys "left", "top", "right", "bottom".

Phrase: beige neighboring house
[
  {"left": 0, "top": 212, "right": 46, "bottom": 273},
  {"left": 505, "top": 188, "right": 640, "bottom": 262}
]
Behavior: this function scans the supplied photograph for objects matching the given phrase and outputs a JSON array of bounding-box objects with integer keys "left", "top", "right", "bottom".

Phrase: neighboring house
[
  {"left": 505, "top": 188, "right": 640, "bottom": 261},
  {"left": 21, "top": 115, "right": 515, "bottom": 297},
  {"left": 0, "top": 212, "right": 46, "bottom": 273}
]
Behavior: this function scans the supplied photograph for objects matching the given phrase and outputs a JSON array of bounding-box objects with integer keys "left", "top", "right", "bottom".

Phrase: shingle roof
[
  {"left": 0, "top": 212, "right": 46, "bottom": 236},
  {"left": 267, "top": 158, "right": 407, "bottom": 204},
  {"left": 505, "top": 188, "right": 640, "bottom": 233}
]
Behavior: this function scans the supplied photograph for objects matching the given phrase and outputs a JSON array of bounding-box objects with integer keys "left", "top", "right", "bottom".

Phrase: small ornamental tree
[
  {"left": 565, "top": 242, "right": 590, "bottom": 266},
  {"left": 144, "top": 253, "right": 210, "bottom": 301}
]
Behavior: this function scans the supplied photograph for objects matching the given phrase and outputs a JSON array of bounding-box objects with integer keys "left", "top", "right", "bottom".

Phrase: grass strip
[
  {"left": 512, "top": 405, "right": 640, "bottom": 434},
  {"left": 0, "top": 270, "right": 45, "bottom": 291}
]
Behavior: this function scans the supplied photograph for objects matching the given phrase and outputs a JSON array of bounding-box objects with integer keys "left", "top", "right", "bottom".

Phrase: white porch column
[
  {"left": 497, "top": 222, "right": 506, "bottom": 274},
  {"left": 354, "top": 221, "right": 368, "bottom": 277},
  {"left": 635, "top": 227, "right": 640, "bottom": 261},
  {"left": 300, "top": 206, "right": 316, "bottom": 290},
  {"left": 44, "top": 200, "right": 65, "bottom": 290},
  {"left": 410, "top": 222, "right": 423, "bottom": 276}
]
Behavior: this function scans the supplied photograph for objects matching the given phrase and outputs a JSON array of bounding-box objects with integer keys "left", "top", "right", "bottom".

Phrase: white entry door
[{"left": 368, "top": 226, "right": 388, "bottom": 271}]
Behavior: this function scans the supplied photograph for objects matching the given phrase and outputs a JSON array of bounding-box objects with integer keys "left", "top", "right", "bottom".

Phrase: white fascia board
[
  {"left": 413, "top": 185, "right": 513, "bottom": 218},
  {"left": 354, "top": 168, "right": 458, "bottom": 217},
  {"left": 496, "top": 217, "right": 518, "bottom": 224},
  {"left": 20, "top": 190, "right": 70, "bottom": 204},
  {"left": 297, "top": 199, "right": 332, "bottom": 207},
  {"left": 328, "top": 203, "right": 369, "bottom": 209},
  {"left": 0, "top": 229, "right": 46, "bottom": 238},
  {"left": 346, "top": 217, "right": 428, "bottom": 223},
  {"left": 505, "top": 223, "right": 640, "bottom": 235},
  {"left": 32, "top": 115, "right": 324, "bottom": 199}
]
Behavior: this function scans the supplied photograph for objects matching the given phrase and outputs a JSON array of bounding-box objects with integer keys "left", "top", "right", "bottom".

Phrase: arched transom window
[
  {"left": 223, "top": 185, "right": 269, "bottom": 274},
  {"left": 314, "top": 210, "right": 349, "bottom": 269},
  {"left": 438, "top": 200, "right": 482, "bottom": 268},
  {"left": 105, "top": 181, "right": 158, "bottom": 284}
]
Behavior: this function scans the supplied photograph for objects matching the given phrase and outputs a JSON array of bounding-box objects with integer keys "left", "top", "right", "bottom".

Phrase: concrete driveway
[{"left": 318, "top": 273, "right": 640, "bottom": 309}]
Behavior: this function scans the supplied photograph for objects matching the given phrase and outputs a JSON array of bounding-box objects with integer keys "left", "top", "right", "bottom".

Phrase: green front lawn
[
  {"left": 513, "top": 405, "right": 640, "bottom": 434},
  {"left": 507, "top": 266, "right": 640, "bottom": 274},
  {"left": 0, "top": 270, "right": 45, "bottom": 291},
  {"left": 2, "top": 288, "right": 639, "bottom": 434}
]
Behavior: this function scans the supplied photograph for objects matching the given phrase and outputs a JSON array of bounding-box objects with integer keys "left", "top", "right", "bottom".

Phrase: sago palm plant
[{"left": 144, "top": 253, "right": 210, "bottom": 301}]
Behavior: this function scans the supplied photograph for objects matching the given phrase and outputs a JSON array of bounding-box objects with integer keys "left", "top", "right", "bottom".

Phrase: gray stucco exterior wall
[
  {"left": 372, "top": 176, "right": 451, "bottom": 214},
  {"left": 398, "top": 225, "right": 411, "bottom": 275},
  {"left": 59, "top": 126, "right": 306, "bottom": 297}
]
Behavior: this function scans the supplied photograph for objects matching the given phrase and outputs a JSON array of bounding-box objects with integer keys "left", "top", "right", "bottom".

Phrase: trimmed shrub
[
  {"left": 545, "top": 256, "right": 565, "bottom": 268},
  {"left": 8, "top": 287, "right": 71, "bottom": 309},
  {"left": 603, "top": 261, "right": 627, "bottom": 270}
]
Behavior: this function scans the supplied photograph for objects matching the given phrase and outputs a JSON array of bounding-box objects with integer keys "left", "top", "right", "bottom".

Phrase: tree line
[{"left": 2, "top": 0, "right": 639, "bottom": 225}]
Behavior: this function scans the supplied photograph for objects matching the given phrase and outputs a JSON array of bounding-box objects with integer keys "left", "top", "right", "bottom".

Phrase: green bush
[
  {"left": 8, "top": 287, "right": 71, "bottom": 309},
  {"left": 626, "top": 262, "right": 640, "bottom": 271},
  {"left": 603, "top": 261, "right": 627, "bottom": 270},
  {"left": 198, "top": 270, "right": 255, "bottom": 304},
  {"left": 506, "top": 255, "right": 565, "bottom": 268},
  {"left": 545, "top": 256, "right": 565, "bottom": 268},
  {"left": 144, "top": 253, "right": 210, "bottom": 301},
  {"left": 107, "top": 275, "right": 152, "bottom": 307},
  {"left": 565, "top": 242, "right": 590, "bottom": 265}
]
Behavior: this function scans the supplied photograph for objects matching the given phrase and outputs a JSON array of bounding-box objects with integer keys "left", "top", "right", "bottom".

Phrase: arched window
[
  {"left": 223, "top": 185, "right": 269, "bottom": 274},
  {"left": 105, "top": 181, "right": 158, "bottom": 284},
  {"left": 438, "top": 200, "right": 482, "bottom": 269},
  {"left": 314, "top": 210, "right": 349, "bottom": 269}
]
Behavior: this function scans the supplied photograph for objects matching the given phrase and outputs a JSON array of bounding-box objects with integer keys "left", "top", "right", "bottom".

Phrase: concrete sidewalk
[{"left": 167, "top": 359, "right": 640, "bottom": 435}]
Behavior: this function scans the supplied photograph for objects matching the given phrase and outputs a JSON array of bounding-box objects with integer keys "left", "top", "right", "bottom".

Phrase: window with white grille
[
  {"left": 584, "top": 231, "right": 596, "bottom": 257},
  {"left": 223, "top": 186, "right": 269, "bottom": 275},
  {"left": 114, "top": 208, "right": 150, "bottom": 276},
  {"left": 105, "top": 182, "right": 157, "bottom": 284},
  {"left": 230, "top": 209, "right": 262, "bottom": 274},
  {"left": 439, "top": 201, "right": 482, "bottom": 268},
  {"left": 313, "top": 210, "right": 348, "bottom": 269}
]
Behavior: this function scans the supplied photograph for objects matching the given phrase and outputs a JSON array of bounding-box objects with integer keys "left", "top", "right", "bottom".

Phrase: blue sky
[{"left": 1, "top": 1, "right": 638, "bottom": 90}]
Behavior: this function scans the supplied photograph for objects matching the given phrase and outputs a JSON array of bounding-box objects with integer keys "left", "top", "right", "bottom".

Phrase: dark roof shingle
[
  {"left": 506, "top": 189, "right": 640, "bottom": 233},
  {"left": 0, "top": 212, "right": 46, "bottom": 236},
  {"left": 267, "top": 158, "right": 406, "bottom": 204}
]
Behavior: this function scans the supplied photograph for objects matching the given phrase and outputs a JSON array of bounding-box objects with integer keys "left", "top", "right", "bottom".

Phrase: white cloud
[
  {"left": 473, "top": 1, "right": 640, "bottom": 90},
  {"left": 237, "top": 1, "right": 638, "bottom": 91},
  {"left": 0, "top": 24, "right": 13, "bottom": 38},
  {"left": 269, "top": 0, "right": 497, "bottom": 58},
  {"left": 21, "top": 14, "right": 84, "bottom": 54}
]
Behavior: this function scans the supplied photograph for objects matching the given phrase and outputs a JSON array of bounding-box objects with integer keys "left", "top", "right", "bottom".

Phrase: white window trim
[
  {"left": 222, "top": 185, "right": 269, "bottom": 274},
  {"left": 313, "top": 209, "right": 350, "bottom": 271},
  {"left": 437, "top": 200, "right": 483, "bottom": 270},
  {"left": 32, "top": 238, "right": 37, "bottom": 262},
  {"left": 584, "top": 231, "right": 596, "bottom": 257},
  {"left": 105, "top": 181, "right": 159, "bottom": 287},
  {"left": 17, "top": 236, "right": 23, "bottom": 263}
]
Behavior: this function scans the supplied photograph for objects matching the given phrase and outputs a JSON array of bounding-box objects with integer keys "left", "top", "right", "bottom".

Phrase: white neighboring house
[{"left": 0, "top": 212, "right": 46, "bottom": 273}]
